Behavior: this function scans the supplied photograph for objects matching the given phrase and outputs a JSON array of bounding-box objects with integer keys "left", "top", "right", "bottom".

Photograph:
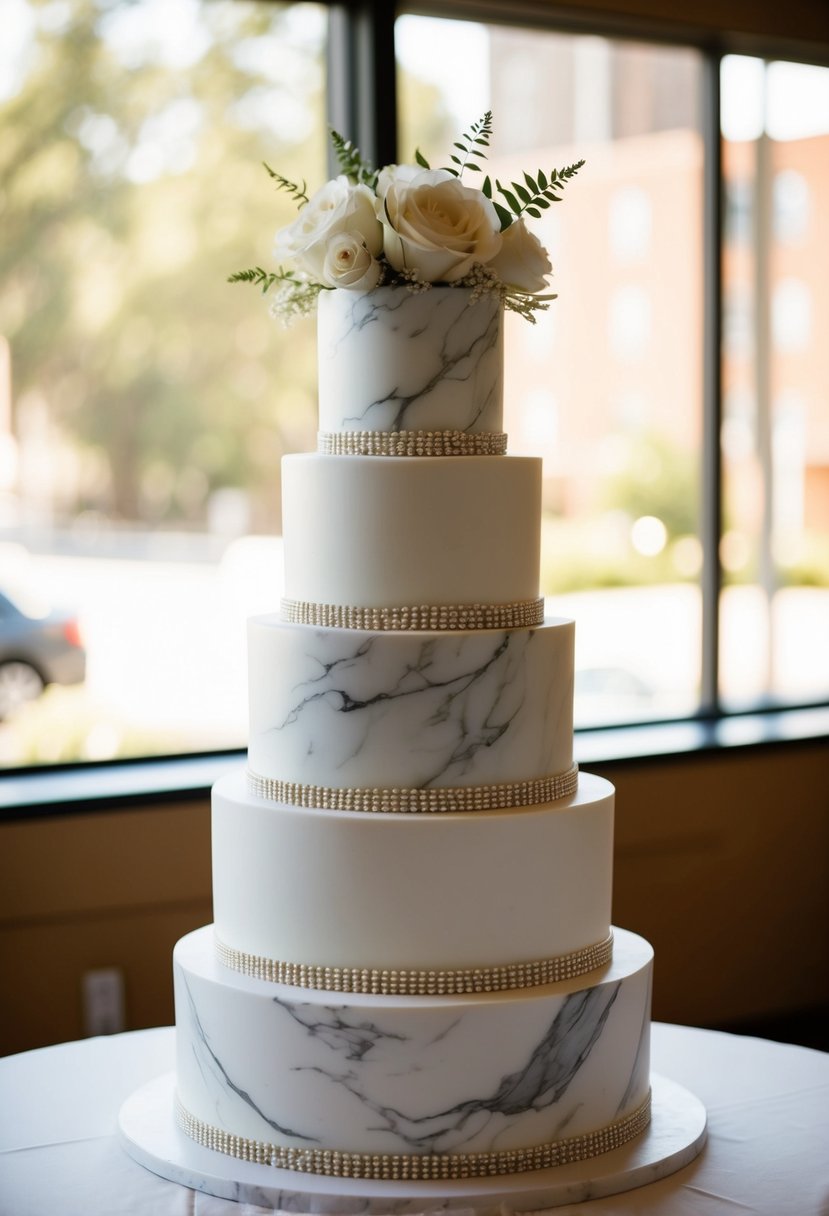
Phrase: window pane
[
  {"left": 397, "top": 16, "right": 705, "bottom": 727},
  {"left": 720, "top": 56, "right": 829, "bottom": 709},
  {"left": 0, "top": 0, "right": 327, "bottom": 766}
]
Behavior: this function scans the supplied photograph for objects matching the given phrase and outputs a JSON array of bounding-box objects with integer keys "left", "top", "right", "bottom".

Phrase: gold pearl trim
[
  {"left": 214, "top": 931, "right": 613, "bottom": 995},
  {"left": 246, "top": 762, "right": 578, "bottom": 814},
  {"left": 175, "top": 1089, "right": 651, "bottom": 1179},
  {"left": 280, "top": 597, "right": 545, "bottom": 631},
  {"left": 318, "top": 429, "right": 508, "bottom": 457}
]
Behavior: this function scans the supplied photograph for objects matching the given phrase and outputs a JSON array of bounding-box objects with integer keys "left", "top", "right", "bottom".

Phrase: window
[
  {"left": 1, "top": 0, "right": 326, "bottom": 764},
  {"left": 1, "top": 3, "right": 827, "bottom": 778},
  {"left": 720, "top": 55, "right": 829, "bottom": 709},
  {"left": 398, "top": 19, "right": 705, "bottom": 726}
]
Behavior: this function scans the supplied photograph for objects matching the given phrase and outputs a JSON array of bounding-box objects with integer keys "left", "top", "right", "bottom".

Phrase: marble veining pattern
[
  {"left": 249, "top": 625, "right": 573, "bottom": 789},
  {"left": 318, "top": 288, "right": 502, "bottom": 435},
  {"left": 122, "top": 1069, "right": 706, "bottom": 1210},
  {"left": 270, "top": 986, "right": 621, "bottom": 1153},
  {"left": 181, "top": 974, "right": 316, "bottom": 1143},
  {"left": 174, "top": 928, "right": 653, "bottom": 1158},
  {"left": 617, "top": 968, "right": 653, "bottom": 1115}
]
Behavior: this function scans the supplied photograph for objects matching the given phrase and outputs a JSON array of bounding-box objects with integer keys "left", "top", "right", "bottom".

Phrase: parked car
[{"left": 0, "top": 587, "right": 86, "bottom": 719}]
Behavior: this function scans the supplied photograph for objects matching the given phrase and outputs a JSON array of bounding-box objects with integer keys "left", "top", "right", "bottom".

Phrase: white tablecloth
[{"left": 1, "top": 1023, "right": 828, "bottom": 1215}]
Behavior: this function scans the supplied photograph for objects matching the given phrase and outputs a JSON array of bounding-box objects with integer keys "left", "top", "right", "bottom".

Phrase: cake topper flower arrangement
[{"left": 230, "top": 112, "right": 583, "bottom": 324}]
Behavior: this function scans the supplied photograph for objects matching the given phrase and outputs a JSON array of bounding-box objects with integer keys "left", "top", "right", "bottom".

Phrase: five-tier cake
[{"left": 171, "top": 285, "right": 654, "bottom": 1181}]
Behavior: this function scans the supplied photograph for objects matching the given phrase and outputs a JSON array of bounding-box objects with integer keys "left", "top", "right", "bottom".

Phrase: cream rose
[
  {"left": 274, "top": 176, "right": 382, "bottom": 279},
  {"left": 375, "top": 163, "right": 421, "bottom": 199},
  {"left": 321, "top": 231, "right": 382, "bottom": 290},
  {"left": 488, "top": 218, "right": 552, "bottom": 294},
  {"left": 378, "top": 167, "right": 502, "bottom": 283}
]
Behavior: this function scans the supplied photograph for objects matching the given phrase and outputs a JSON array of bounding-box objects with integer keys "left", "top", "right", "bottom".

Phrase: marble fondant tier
[
  {"left": 174, "top": 926, "right": 652, "bottom": 1161},
  {"left": 317, "top": 286, "right": 503, "bottom": 435},
  {"left": 281, "top": 454, "right": 541, "bottom": 608},
  {"left": 246, "top": 616, "right": 574, "bottom": 791},
  {"left": 211, "top": 769, "right": 613, "bottom": 973}
]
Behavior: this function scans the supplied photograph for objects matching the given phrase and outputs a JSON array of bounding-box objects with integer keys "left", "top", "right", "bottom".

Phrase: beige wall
[{"left": 1, "top": 740, "right": 827, "bottom": 1056}]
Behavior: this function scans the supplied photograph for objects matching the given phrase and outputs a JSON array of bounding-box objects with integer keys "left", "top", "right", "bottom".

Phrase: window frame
[{"left": 1, "top": 0, "right": 828, "bottom": 816}]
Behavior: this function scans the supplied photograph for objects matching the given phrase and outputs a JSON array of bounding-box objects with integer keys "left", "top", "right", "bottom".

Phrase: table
[{"left": 1, "top": 1023, "right": 827, "bottom": 1215}]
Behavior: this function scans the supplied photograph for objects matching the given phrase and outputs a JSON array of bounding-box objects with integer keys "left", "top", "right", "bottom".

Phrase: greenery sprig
[
  {"left": 227, "top": 266, "right": 284, "bottom": 293},
  {"left": 440, "top": 110, "right": 493, "bottom": 176},
  {"left": 484, "top": 161, "right": 586, "bottom": 231},
  {"left": 330, "top": 129, "right": 377, "bottom": 188},
  {"left": 425, "top": 109, "right": 585, "bottom": 232},
  {"left": 262, "top": 163, "right": 308, "bottom": 208}
]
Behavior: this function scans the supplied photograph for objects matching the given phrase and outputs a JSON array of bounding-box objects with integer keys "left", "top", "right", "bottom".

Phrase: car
[{"left": 0, "top": 586, "right": 86, "bottom": 719}]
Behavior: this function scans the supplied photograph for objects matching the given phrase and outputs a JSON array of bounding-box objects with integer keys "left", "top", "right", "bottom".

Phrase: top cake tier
[{"left": 317, "top": 286, "right": 503, "bottom": 436}]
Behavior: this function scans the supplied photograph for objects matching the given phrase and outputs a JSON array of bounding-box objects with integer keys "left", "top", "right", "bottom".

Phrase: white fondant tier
[
  {"left": 281, "top": 454, "right": 541, "bottom": 608},
  {"left": 174, "top": 925, "right": 652, "bottom": 1161},
  {"left": 317, "top": 286, "right": 503, "bottom": 435},
  {"left": 211, "top": 769, "right": 613, "bottom": 973},
  {"left": 246, "top": 616, "right": 574, "bottom": 791}
]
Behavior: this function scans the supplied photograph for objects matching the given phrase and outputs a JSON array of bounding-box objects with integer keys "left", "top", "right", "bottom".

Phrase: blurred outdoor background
[{"left": 1, "top": 1, "right": 827, "bottom": 768}]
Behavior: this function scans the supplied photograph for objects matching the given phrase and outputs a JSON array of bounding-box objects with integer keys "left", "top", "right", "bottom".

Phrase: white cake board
[{"left": 119, "top": 1072, "right": 706, "bottom": 1211}]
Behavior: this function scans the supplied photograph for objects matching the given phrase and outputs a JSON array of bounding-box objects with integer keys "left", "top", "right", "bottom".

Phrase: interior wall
[{"left": 1, "top": 739, "right": 827, "bottom": 1056}]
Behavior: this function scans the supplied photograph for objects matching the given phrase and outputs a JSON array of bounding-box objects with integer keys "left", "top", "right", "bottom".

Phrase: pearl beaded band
[
  {"left": 246, "top": 762, "right": 578, "bottom": 814},
  {"left": 317, "top": 429, "right": 508, "bottom": 456},
  {"left": 280, "top": 597, "right": 546, "bottom": 631},
  {"left": 214, "top": 931, "right": 613, "bottom": 995},
  {"left": 175, "top": 1089, "right": 651, "bottom": 1180}
]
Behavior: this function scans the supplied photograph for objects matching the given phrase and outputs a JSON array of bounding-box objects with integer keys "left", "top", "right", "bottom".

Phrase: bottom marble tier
[
  {"left": 121, "top": 1070, "right": 706, "bottom": 1211},
  {"left": 173, "top": 926, "right": 652, "bottom": 1177}
]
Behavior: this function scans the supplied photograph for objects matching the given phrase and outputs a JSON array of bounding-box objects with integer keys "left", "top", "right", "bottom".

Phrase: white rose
[
  {"left": 375, "top": 162, "right": 421, "bottom": 200},
  {"left": 321, "top": 231, "right": 382, "bottom": 290},
  {"left": 274, "top": 176, "right": 383, "bottom": 279},
  {"left": 379, "top": 168, "right": 502, "bottom": 283},
  {"left": 488, "top": 218, "right": 552, "bottom": 294}
]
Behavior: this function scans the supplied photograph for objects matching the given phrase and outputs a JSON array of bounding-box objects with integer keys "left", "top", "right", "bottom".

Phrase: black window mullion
[
  {"left": 326, "top": 1, "right": 398, "bottom": 172},
  {"left": 700, "top": 48, "right": 724, "bottom": 718}
]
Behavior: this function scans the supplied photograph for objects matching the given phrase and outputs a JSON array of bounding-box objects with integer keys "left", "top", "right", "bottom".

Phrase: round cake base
[{"left": 118, "top": 1072, "right": 706, "bottom": 1211}]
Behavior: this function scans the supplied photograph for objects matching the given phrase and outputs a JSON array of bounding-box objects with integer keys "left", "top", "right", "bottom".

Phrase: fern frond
[
  {"left": 495, "top": 160, "right": 585, "bottom": 229},
  {"left": 228, "top": 266, "right": 300, "bottom": 295},
  {"left": 441, "top": 111, "right": 493, "bottom": 178},
  {"left": 330, "top": 129, "right": 376, "bottom": 186},
  {"left": 262, "top": 163, "right": 308, "bottom": 207}
]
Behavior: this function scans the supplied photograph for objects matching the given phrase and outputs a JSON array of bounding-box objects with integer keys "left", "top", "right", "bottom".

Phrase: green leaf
[
  {"left": 493, "top": 201, "right": 513, "bottom": 230},
  {"left": 498, "top": 185, "right": 521, "bottom": 214},
  {"left": 415, "top": 148, "right": 430, "bottom": 169},
  {"left": 538, "top": 169, "right": 548, "bottom": 189},
  {"left": 513, "top": 180, "right": 532, "bottom": 204},
  {"left": 482, "top": 175, "right": 492, "bottom": 197}
]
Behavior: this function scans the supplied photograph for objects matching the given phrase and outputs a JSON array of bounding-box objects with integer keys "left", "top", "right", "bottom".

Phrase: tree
[{"left": 1, "top": 0, "right": 324, "bottom": 524}]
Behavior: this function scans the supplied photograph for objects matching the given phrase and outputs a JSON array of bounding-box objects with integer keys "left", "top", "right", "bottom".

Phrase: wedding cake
[
  {"left": 172, "top": 291, "right": 653, "bottom": 1181},
  {"left": 171, "top": 119, "right": 654, "bottom": 1184}
]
